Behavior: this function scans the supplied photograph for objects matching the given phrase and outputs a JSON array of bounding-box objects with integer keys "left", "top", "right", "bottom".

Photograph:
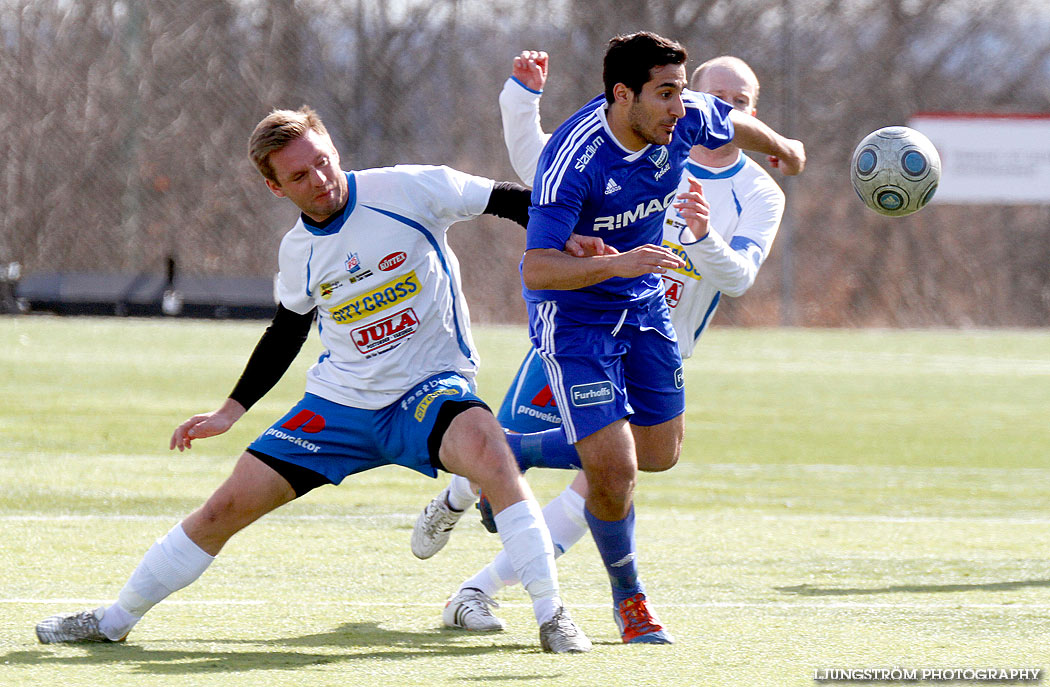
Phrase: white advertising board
[{"left": 908, "top": 112, "right": 1050, "bottom": 204}]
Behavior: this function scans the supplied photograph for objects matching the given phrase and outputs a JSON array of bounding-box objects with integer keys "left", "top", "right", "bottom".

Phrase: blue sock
[
  {"left": 504, "top": 428, "right": 581, "bottom": 471},
  {"left": 585, "top": 504, "right": 644, "bottom": 605}
]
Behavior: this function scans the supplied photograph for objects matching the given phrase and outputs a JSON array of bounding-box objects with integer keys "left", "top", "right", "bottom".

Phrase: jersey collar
[
  {"left": 300, "top": 172, "right": 357, "bottom": 236},
  {"left": 685, "top": 153, "right": 746, "bottom": 179},
  {"left": 597, "top": 104, "right": 652, "bottom": 161}
]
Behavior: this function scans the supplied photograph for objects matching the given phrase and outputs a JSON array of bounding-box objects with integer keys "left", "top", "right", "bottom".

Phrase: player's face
[
  {"left": 694, "top": 65, "right": 757, "bottom": 115},
  {"left": 265, "top": 129, "right": 348, "bottom": 222},
  {"left": 626, "top": 63, "right": 688, "bottom": 147}
]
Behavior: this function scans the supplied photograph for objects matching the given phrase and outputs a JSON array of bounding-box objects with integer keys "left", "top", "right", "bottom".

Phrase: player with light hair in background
[
  {"left": 34, "top": 105, "right": 593, "bottom": 654},
  {"left": 413, "top": 34, "right": 798, "bottom": 644}
]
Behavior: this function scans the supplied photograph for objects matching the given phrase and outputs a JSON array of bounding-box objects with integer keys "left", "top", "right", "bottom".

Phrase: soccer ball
[{"left": 850, "top": 126, "right": 941, "bottom": 217}]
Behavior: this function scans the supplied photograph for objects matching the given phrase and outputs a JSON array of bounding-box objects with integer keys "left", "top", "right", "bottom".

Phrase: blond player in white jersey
[
  {"left": 34, "top": 105, "right": 591, "bottom": 653},
  {"left": 418, "top": 53, "right": 786, "bottom": 634}
]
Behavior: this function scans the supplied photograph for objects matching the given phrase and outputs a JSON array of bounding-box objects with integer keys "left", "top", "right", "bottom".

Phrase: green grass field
[{"left": 2, "top": 316, "right": 1049, "bottom": 686}]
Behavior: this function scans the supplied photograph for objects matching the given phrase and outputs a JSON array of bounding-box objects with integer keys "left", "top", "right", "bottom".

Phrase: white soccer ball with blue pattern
[{"left": 850, "top": 126, "right": 941, "bottom": 217}]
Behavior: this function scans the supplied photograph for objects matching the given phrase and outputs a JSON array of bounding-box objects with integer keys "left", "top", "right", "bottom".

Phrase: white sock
[
  {"left": 467, "top": 484, "right": 588, "bottom": 594},
  {"left": 494, "top": 499, "right": 561, "bottom": 625},
  {"left": 446, "top": 474, "right": 479, "bottom": 511},
  {"left": 99, "top": 522, "right": 215, "bottom": 640}
]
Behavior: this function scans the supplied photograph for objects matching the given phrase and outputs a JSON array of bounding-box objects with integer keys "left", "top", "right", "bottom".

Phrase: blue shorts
[
  {"left": 528, "top": 301, "right": 685, "bottom": 444},
  {"left": 247, "top": 372, "right": 487, "bottom": 488},
  {"left": 496, "top": 348, "right": 563, "bottom": 433}
]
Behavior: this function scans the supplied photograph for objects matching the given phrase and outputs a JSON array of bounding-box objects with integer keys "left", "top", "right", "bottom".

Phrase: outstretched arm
[
  {"left": 728, "top": 109, "right": 806, "bottom": 175},
  {"left": 521, "top": 244, "right": 684, "bottom": 291},
  {"left": 500, "top": 50, "right": 552, "bottom": 186},
  {"left": 170, "top": 304, "right": 315, "bottom": 451}
]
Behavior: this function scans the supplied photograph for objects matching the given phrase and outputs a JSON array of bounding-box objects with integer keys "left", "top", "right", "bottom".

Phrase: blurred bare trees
[{"left": 1, "top": 0, "right": 1048, "bottom": 326}]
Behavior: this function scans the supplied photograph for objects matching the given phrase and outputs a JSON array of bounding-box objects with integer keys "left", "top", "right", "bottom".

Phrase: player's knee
[
  {"left": 635, "top": 427, "right": 683, "bottom": 472},
  {"left": 637, "top": 449, "right": 679, "bottom": 472},
  {"left": 196, "top": 493, "right": 238, "bottom": 528},
  {"left": 443, "top": 414, "right": 520, "bottom": 483},
  {"left": 586, "top": 466, "right": 635, "bottom": 501}
]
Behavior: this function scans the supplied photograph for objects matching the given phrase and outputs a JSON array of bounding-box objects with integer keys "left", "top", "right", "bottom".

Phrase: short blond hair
[
  {"left": 248, "top": 105, "right": 330, "bottom": 183},
  {"left": 690, "top": 56, "right": 760, "bottom": 107}
]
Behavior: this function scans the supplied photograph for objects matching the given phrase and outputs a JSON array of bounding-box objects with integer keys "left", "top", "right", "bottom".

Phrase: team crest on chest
[
  {"left": 648, "top": 146, "right": 671, "bottom": 180},
  {"left": 342, "top": 251, "right": 374, "bottom": 283}
]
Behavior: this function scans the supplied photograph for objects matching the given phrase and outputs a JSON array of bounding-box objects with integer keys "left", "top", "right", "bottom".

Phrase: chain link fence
[{"left": 2, "top": 0, "right": 1048, "bottom": 324}]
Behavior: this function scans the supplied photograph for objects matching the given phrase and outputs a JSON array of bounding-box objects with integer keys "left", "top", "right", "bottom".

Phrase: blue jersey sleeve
[
  {"left": 525, "top": 174, "right": 590, "bottom": 251},
  {"left": 682, "top": 90, "right": 735, "bottom": 150}
]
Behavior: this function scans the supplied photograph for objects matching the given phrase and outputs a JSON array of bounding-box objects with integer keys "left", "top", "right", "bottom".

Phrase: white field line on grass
[
  {"left": 5, "top": 512, "right": 1050, "bottom": 525},
  {"left": 6, "top": 598, "right": 1050, "bottom": 611}
]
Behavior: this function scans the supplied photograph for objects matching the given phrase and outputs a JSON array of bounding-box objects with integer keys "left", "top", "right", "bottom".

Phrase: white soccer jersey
[
  {"left": 276, "top": 165, "right": 493, "bottom": 409},
  {"left": 499, "top": 77, "right": 784, "bottom": 359}
]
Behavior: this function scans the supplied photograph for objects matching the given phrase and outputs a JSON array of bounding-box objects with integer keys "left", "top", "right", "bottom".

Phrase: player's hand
[
  {"left": 672, "top": 177, "right": 710, "bottom": 241},
  {"left": 610, "top": 244, "right": 685, "bottom": 279},
  {"left": 773, "top": 138, "right": 806, "bottom": 175},
  {"left": 512, "top": 50, "right": 549, "bottom": 92},
  {"left": 564, "top": 233, "right": 620, "bottom": 257},
  {"left": 170, "top": 399, "right": 246, "bottom": 452}
]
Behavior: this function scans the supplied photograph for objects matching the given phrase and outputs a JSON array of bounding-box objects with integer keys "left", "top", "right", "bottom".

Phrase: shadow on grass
[
  {"left": 775, "top": 578, "right": 1050, "bottom": 596},
  {"left": 1, "top": 622, "right": 558, "bottom": 675}
]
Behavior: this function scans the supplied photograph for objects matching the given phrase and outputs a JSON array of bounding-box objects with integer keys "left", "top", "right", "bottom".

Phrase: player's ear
[
  {"left": 612, "top": 82, "right": 632, "bottom": 104},
  {"left": 265, "top": 178, "right": 286, "bottom": 198}
]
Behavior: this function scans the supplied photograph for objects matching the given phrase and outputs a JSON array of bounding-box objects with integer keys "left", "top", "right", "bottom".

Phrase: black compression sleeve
[
  {"left": 484, "top": 181, "right": 531, "bottom": 228},
  {"left": 228, "top": 304, "right": 315, "bottom": 411}
]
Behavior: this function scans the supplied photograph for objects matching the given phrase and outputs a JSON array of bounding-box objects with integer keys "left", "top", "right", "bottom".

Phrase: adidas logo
[
  {"left": 611, "top": 552, "right": 636, "bottom": 567},
  {"left": 604, "top": 178, "right": 622, "bottom": 195}
]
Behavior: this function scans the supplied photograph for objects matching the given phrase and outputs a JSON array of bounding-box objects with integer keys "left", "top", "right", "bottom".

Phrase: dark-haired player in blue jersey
[
  {"left": 413, "top": 32, "right": 803, "bottom": 644},
  {"left": 511, "top": 32, "right": 802, "bottom": 644}
]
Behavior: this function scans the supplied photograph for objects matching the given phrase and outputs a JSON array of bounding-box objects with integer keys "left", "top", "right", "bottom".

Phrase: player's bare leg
[
  {"left": 37, "top": 454, "right": 295, "bottom": 644},
  {"left": 575, "top": 418, "right": 673, "bottom": 644},
  {"left": 631, "top": 414, "right": 684, "bottom": 473},
  {"left": 434, "top": 407, "right": 589, "bottom": 652},
  {"left": 182, "top": 452, "right": 297, "bottom": 554}
]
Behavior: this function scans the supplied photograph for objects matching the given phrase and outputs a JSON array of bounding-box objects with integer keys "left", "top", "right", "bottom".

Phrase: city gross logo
[
  {"left": 351, "top": 307, "right": 419, "bottom": 355},
  {"left": 592, "top": 190, "right": 677, "bottom": 231},
  {"left": 378, "top": 251, "right": 407, "bottom": 271},
  {"left": 329, "top": 272, "right": 419, "bottom": 323},
  {"left": 663, "top": 240, "right": 703, "bottom": 280},
  {"left": 570, "top": 381, "right": 614, "bottom": 407}
]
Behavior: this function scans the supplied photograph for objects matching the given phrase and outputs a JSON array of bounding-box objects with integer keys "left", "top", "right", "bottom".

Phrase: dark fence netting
[{"left": 2, "top": 0, "right": 1048, "bottom": 325}]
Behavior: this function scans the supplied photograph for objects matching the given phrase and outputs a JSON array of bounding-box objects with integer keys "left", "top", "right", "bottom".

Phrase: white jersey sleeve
[
  {"left": 677, "top": 159, "right": 784, "bottom": 297},
  {"left": 499, "top": 77, "right": 550, "bottom": 187},
  {"left": 364, "top": 164, "right": 494, "bottom": 227},
  {"left": 275, "top": 233, "right": 315, "bottom": 315}
]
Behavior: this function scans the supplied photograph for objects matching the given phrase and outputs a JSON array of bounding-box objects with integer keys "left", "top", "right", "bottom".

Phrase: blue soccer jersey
[{"left": 524, "top": 90, "right": 734, "bottom": 315}]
